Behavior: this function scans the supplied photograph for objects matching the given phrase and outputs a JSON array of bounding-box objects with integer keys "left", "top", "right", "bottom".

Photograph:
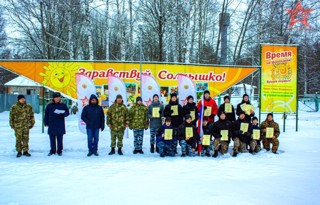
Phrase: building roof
[{"left": 4, "top": 76, "right": 41, "bottom": 87}]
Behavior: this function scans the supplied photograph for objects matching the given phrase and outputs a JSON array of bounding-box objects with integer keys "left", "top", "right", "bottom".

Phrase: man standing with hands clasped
[
  {"left": 10, "top": 95, "right": 35, "bottom": 157},
  {"left": 44, "top": 92, "right": 69, "bottom": 156},
  {"left": 81, "top": 94, "right": 105, "bottom": 157}
]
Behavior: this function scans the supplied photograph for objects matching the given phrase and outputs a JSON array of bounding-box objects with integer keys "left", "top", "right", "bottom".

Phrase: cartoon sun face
[{"left": 40, "top": 62, "right": 79, "bottom": 98}]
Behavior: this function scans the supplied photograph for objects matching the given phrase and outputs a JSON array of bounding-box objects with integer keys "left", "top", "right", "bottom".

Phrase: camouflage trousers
[
  {"left": 213, "top": 138, "right": 229, "bottom": 154},
  {"left": 233, "top": 137, "right": 247, "bottom": 153},
  {"left": 262, "top": 137, "right": 279, "bottom": 153},
  {"left": 15, "top": 128, "right": 29, "bottom": 152},
  {"left": 173, "top": 139, "right": 186, "bottom": 155},
  {"left": 185, "top": 144, "right": 196, "bottom": 157},
  {"left": 249, "top": 140, "right": 261, "bottom": 153},
  {"left": 110, "top": 130, "right": 124, "bottom": 148},
  {"left": 149, "top": 127, "right": 158, "bottom": 145},
  {"left": 133, "top": 129, "right": 144, "bottom": 150},
  {"left": 157, "top": 141, "right": 173, "bottom": 156}
]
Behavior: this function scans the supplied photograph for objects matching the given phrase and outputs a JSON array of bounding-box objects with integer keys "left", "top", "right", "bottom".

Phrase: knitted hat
[
  {"left": 116, "top": 94, "right": 122, "bottom": 99},
  {"left": 185, "top": 114, "right": 192, "bottom": 120},
  {"left": 252, "top": 116, "right": 258, "bottom": 122},
  {"left": 165, "top": 117, "right": 172, "bottom": 122},
  {"left": 52, "top": 92, "right": 61, "bottom": 98},
  {"left": 219, "top": 111, "right": 226, "bottom": 116},
  {"left": 187, "top": 95, "right": 194, "bottom": 101},
  {"left": 204, "top": 90, "right": 210, "bottom": 95},
  {"left": 224, "top": 95, "right": 230, "bottom": 101},
  {"left": 153, "top": 94, "right": 159, "bottom": 99},
  {"left": 267, "top": 113, "right": 273, "bottom": 118},
  {"left": 17, "top": 94, "right": 25, "bottom": 101},
  {"left": 170, "top": 93, "right": 177, "bottom": 98},
  {"left": 136, "top": 96, "right": 142, "bottom": 103},
  {"left": 238, "top": 110, "right": 245, "bottom": 116}
]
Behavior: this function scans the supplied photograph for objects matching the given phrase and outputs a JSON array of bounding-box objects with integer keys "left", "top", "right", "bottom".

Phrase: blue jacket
[
  {"left": 81, "top": 95, "right": 105, "bottom": 130},
  {"left": 44, "top": 101, "right": 69, "bottom": 135},
  {"left": 156, "top": 123, "right": 173, "bottom": 144}
]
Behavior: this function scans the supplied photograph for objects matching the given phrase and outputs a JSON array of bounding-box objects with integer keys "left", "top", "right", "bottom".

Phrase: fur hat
[{"left": 17, "top": 94, "right": 25, "bottom": 101}]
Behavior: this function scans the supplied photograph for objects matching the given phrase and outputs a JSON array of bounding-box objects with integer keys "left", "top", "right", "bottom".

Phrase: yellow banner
[
  {"left": 261, "top": 45, "right": 297, "bottom": 113},
  {"left": 0, "top": 61, "right": 256, "bottom": 102}
]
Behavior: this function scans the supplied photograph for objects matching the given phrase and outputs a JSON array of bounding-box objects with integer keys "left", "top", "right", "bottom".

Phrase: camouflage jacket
[
  {"left": 107, "top": 102, "right": 129, "bottom": 131},
  {"left": 128, "top": 103, "right": 148, "bottom": 130},
  {"left": 10, "top": 102, "right": 35, "bottom": 130},
  {"left": 260, "top": 120, "right": 280, "bottom": 138}
]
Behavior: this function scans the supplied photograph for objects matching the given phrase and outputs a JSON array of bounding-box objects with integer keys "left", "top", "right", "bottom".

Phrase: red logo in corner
[{"left": 286, "top": 1, "right": 314, "bottom": 30}]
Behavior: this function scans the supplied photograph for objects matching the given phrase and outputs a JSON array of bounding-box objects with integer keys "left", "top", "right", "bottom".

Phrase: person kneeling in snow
[
  {"left": 212, "top": 111, "right": 233, "bottom": 158},
  {"left": 177, "top": 114, "right": 197, "bottom": 157},
  {"left": 199, "top": 117, "right": 213, "bottom": 157},
  {"left": 232, "top": 111, "right": 252, "bottom": 157},
  {"left": 156, "top": 117, "right": 174, "bottom": 157},
  {"left": 260, "top": 113, "right": 280, "bottom": 154},
  {"left": 249, "top": 117, "right": 262, "bottom": 154}
]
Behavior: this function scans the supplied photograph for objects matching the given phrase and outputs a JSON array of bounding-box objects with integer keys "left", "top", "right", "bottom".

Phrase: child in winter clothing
[
  {"left": 249, "top": 117, "right": 262, "bottom": 153},
  {"left": 177, "top": 115, "right": 198, "bottom": 157},
  {"left": 212, "top": 111, "right": 233, "bottom": 157},
  {"left": 182, "top": 95, "right": 199, "bottom": 126},
  {"left": 232, "top": 111, "right": 252, "bottom": 157},
  {"left": 156, "top": 117, "right": 174, "bottom": 157},
  {"left": 199, "top": 117, "right": 213, "bottom": 157}
]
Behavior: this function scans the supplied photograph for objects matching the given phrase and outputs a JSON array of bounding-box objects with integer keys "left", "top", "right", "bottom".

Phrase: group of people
[{"left": 9, "top": 90, "right": 280, "bottom": 158}]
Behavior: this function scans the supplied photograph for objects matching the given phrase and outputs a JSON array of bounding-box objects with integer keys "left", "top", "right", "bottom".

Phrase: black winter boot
[
  {"left": 232, "top": 151, "right": 238, "bottom": 157},
  {"left": 118, "top": 148, "right": 123, "bottom": 155},
  {"left": 150, "top": 145, "right": 155, "bottom": 153},
  {"left": 16, "top": 152, "right": 22, "bottom": 158},
  {"left": 133, "top": 149, "right": 138, "bottom": 154},
  {"left": 212, "top": 151, "right": 218, "bottom": 158},
  {"left": 108, "top": 148, "right": 115, "bottom": 155},
  {"left": 156, "top": 146, "right": 159, "bottom": 153},
  {"left": 23, "top": 151, "right": 31, "bottom": 157}
]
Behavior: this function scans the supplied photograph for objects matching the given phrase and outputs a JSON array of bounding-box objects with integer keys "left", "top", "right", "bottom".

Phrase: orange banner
[{"left": 0, "top": 61, "right": 257, "bottom": 102}]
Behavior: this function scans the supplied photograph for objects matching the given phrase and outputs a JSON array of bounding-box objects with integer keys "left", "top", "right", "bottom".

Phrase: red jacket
[{"left": 197, "top": 97, "right": 218, "bottom": 123}]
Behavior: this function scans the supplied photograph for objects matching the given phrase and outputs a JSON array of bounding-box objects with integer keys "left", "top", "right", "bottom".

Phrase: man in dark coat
[
  {"left": 81, "top": 94, "right": 105, "bottom": 156},
  {"left": 44, "top": 92, "right": 69, "bottom": 156},
  {"left": 218, "top": 95, "right": 236, "bottom": 122}
]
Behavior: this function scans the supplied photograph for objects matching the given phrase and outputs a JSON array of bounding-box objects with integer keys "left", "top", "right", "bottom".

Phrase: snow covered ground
[{"left": 0, "top": 109, "right": 319, "bottom": 205}]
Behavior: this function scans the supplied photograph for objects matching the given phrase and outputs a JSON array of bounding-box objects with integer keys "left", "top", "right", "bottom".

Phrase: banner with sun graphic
[
  {"left": 261, "top": 44, "right": 298, "bottom": 113},
  {"left": 141, "top": 74, "right": 160, "bottom": 106},
  {"left": 0, "top": 61, "right": 257, "bottom": 102}
]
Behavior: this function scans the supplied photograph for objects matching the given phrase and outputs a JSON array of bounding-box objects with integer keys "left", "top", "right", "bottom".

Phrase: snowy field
[{"left": 0, "top": 108, "right": 320, "bottom": 205}]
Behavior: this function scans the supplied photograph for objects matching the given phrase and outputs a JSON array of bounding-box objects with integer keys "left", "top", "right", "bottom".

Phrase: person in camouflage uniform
[
  {"left": 107, "top": 94, "right": 129, "bottom": 155},
  {"left": 9, "top": 95, "right": 35, "bottom": 157},
  {"left": 249, "top": 116, "right": 262, "bottom": 154},
  {"left": 260, "top": 113, "right": 280, "bottom": 154},
  {"left": 129, "top": 96, "right": 149, "bottom": 154}
]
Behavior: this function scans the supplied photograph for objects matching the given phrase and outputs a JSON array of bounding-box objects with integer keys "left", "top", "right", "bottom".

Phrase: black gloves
[
  {"left": 244, "top": 132, "right": 251, "bottom": 137},
  {"left": 210, "top": 114, "right": 215, "bottom": 118},
  {"left": 101, "top": 126, "right": 105, "bottom": 131},
  {"left": 170, "top": 110, "right": 174, "bottom": 113},
  {"left": 204, "top": 106, "right": 207, "bottom": 110},
  {"left": 159, "top": 110, "right": 162, "bottom": 114},
  {"left": 239, "top": 130, "right": 243, "bottom": 134}
]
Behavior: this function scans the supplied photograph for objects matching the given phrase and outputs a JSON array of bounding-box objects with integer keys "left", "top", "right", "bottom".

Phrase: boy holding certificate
[
  {"left": 249, "top": 117, "right": 262, "bottom": 154},
  {"left": 260, "top": 113, "right": 280, "bottom": 154},
  {"left": 200, "top": 117, "right": 213, "bottom": 157},
  {"left": 232, "top": 111, "right": 252, "bottom": 157},
  {"left": 182, "top": 95, "right": 199, "bottom": 126},
  {"left": 212, "top": 111, "right": 233, "bottom": 158},
  {"left": 164, "top": 93, "right": 183, "bottom": 154},
  {"left": 156, "top": 117, "right": 174, "bottom": 157},
  {"left": 218, "top": 95, "right": 236, "bottom": 122},
  {"left": 147, "top": 94, "right": 164, "bottom": 153},
  {"left": 177, "top": 114, "right": 197, "bottom": 157},
  {"left": 236, "top": 94, "right": 255, "bottom": 123}
]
